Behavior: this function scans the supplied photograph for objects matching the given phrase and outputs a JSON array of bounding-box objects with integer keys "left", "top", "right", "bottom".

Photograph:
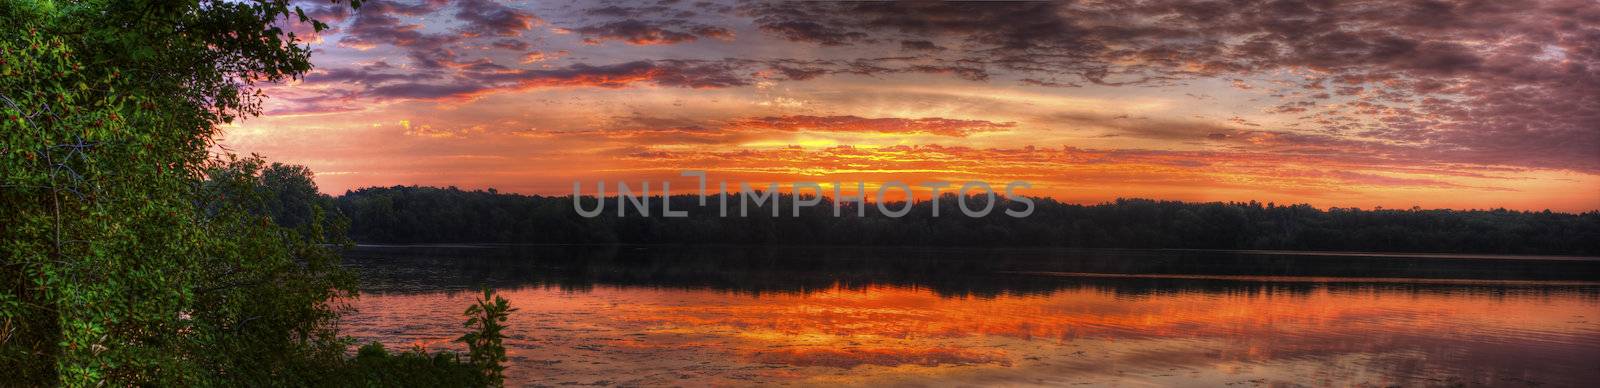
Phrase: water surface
[{"left": 341, "top": 246, "right": 1600, "bottom": 387}]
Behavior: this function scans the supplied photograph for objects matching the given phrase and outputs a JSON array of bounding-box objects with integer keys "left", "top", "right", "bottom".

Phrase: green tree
[
  {"left": 0, "top": 0, "right": 360, "bottom": 385},
  {"left": 260, "top": 162, "right": 342, "bottom": 233},
  {"left": 189, "top": 155, "right": 357, "bottom": 384}
]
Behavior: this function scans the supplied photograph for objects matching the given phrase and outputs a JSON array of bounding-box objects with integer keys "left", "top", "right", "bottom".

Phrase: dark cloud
[
  {"left": 581, "top": 4, "right": 696, "bottom": 19},
  {"left": 900, "top": 40, "right": 945, "bottom": 52},
  {"left": 338, "top": 0, "right": 457, "bottom": 52},
  {"left": 489, "top": 38, "right": 530, "bottom": 51},
  {"left": 453, "top": 0, "right": 541, "bottom": 37},
  {"left": 754, "top": 19, "right": 867, "bottom": 46},
  {"left": 690, "top": 25, "right": 735, "bottom": 40},
  {"left": 741, "top": 0, "right": 1600, "bottom": 172},
  {"left": 1020, "top": 78, "right": 1081, "bottom": 87},
  {"left": 337, "top": 0, "right": 533, "bottom": 70},
  {"left": 570, "top": 19, "right": 732, "bottom": 45},
  {"left": 642, "top": 60, "right": 752, "bottom": 88},
  {"left": 294, "top": 1, "right": 354, "bottom": 25},
  {"left": 563, "top": 3, "right": 732, "bottom": 45},
  {"left": 349, "top": 60, "right": 755, "bottom": 101},
  {"left": 277, "top": 1, "right": 357, "bottom": 41},
  {"left": 461, "top": 60, "right": 750, "bottom": 89},
  {"left": 585, "top": 5, "right": 637, "bottom": 18},
  {"left": 537, "top": 115, "right": 735, "bottom": 145},
  {"left": 366, "top": 82, "right": 487, "bottom": 100},
  {"left": 1040, "top": 112, "right": 1238, "bottom": 141}
]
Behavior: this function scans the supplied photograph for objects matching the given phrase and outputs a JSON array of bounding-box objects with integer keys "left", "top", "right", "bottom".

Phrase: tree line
[{"left": 335, "top": 185, "right": 1600, "bottom": 255}]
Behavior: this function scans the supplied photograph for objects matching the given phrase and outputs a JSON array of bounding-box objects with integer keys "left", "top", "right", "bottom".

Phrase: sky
[{"left": 222, "top": 0, "right": 1600, "bottom": 211}]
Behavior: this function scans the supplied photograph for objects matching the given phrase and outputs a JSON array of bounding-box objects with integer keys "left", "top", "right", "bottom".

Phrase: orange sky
[{"left": 223, "top": 1, "right": 1600, "bottom": 211}]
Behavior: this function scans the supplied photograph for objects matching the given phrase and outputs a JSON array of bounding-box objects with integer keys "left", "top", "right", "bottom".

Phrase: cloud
[
  {"left": 350, "top": 60, "right": 753, "bottom": 101},
  {"left": 1323, "top": 171, "right": 1508, "bottom": 191},
  {"left": 1039, "top": 112, "right": 1237, "bottom": 141},
  {"left": 263, "top": 102, "right": 361, "bottom": 116},
  {"left": 740, "top": 0, "right": 1600, "bottom": 172},
  {"left": 403, "top": 123, "right": 487, "bottom": 139},
  {"left": 337, "top": 0, "right": 457, "bottom": 52},
  {"left": 899, "top": 40, "right": 945, "bottom": 52},
  {"left": 366, "top": 82, "right": 487, "bottom": 100},
  {"left": 453, "top": 0, "right": 541, "bottom": 37},
  {"left": 561, "top": 3, "right": 734, "bottom": 46},
  {"left": 729, "top": 115, "right": 1016, "bottom": 137},
  {"left": 276, "top": 0, "right": 1597, "bottom": 178},
  {"left": 488, "top": 38, "right": 530, "bottom": 50},
  {"left": 596, "top": 141, "right": 1526, "bottom": 196},
  {"left": 542, "top": 114, "right": 1019, "bottom": 145},
  {"left": 336, "top": 0, "right": 540, "bottom": 71},
  {"left": 755, "top": 19, "right": 868, "bottom": 46},
  {"left": 581, "top": 4, "right": 701, "bottom": 19},
  {"left": 571, "top": 19, "right": 733, "bottom": 45},
  {"left": 305, "top": 67, "right": 440, "bottom": 85},
  {"left": 299, "top": 1, "right": 354, "bottom": 24},
  {"left": 518, "top": 50, "right": 565, "bottom": 64}
]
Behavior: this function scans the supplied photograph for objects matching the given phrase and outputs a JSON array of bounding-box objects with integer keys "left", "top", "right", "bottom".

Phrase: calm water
[{"left": 340, "top": 245, "right": 1600, "bottom": 387}]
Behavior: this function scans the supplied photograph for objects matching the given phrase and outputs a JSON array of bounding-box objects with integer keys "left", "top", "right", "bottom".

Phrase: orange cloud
[{"left": 729, "top": 115, "right": 1016, "bottom": 137}]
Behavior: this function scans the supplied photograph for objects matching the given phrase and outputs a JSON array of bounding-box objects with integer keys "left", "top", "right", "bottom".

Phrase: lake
[{"left": 339, "top": 245, "right": 1600, "bottom": 387}]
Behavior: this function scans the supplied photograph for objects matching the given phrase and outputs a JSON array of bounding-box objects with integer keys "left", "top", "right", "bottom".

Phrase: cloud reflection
[{"left": 344, "top": 281, "right": 1600, "bottom": 386}]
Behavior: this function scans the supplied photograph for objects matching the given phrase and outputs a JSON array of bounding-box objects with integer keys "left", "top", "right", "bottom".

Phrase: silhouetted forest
[
  {"left": 334, "top": 186, "right": 1600, "bottom": 255},
  {"left": 343, "top": 245, "right": 1600, "bottom": 298}
]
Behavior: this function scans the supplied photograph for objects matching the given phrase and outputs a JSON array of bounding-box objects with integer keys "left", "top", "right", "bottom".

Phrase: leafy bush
[
  {"left": 332, "top": 342, "right": 488, "bottom": 388},
  {"left": 1, "top": 1, "right": 523, "bottom": 386},
  {"left": 459, "top": 288, "right": 517, "bottom": 386}
]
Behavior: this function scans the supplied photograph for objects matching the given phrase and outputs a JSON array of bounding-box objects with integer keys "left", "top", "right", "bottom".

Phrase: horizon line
[{"left": 330, "top": 184, "right": 1600, "bottom": 214}]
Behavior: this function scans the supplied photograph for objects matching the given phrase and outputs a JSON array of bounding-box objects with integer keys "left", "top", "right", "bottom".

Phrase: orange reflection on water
[{"left": 344, "top": 283, "right": 1600, "bottom": 386}]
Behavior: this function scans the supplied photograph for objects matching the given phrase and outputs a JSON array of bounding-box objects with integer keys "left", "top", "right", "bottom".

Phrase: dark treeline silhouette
[
  {"left": 342, "top": 245, "right": 1600, "bottom": 298},
  {"left": 334, "top": 186, "right": 1600, "bottom": 255}
]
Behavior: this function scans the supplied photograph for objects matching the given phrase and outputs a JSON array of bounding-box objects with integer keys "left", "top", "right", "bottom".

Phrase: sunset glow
[
  {"left": 225, "top": 1, "right": 1600, "bottom": 211},
  {"left": 345, "top": 283, "right": 1600, "bottom": 386},
  {"left": 9, "top": 2, "right": 1597, "bottom": 385}
]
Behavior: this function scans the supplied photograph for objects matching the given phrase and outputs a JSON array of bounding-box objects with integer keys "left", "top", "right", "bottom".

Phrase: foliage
[
  {"left": 1, "top": 1, "right": 517, "bottom": 386},
  {"left": 330, "top": 342, "right": 488, "bottom": 388},
  {"left": 190, "top": 156, "right": 358, "bottom": 384},
  {"left": 0, "top": 0, "right": 376, "bottom": 385},
  {"left": 458, "top": 288, "right": 516, "bottom": 387},
  {"left": 337, "top": 186, "right": 1600, "bottom": 255}
]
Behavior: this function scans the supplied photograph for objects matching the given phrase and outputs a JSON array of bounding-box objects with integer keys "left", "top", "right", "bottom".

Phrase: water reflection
[{"left": 340, "top": 245, "right": 1600, "bottom": 386}]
